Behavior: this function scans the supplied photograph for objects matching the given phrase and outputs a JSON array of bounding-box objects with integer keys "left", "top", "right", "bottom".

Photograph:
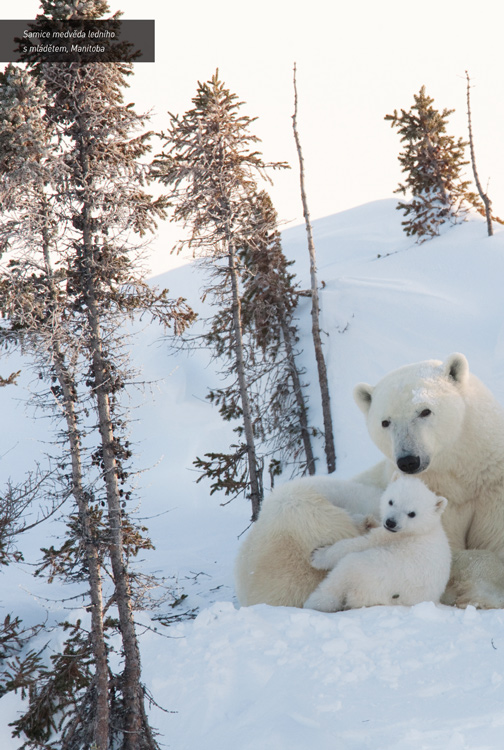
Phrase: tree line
[{"left": 0, "top": 1, "right": 499, "bottom": 747}]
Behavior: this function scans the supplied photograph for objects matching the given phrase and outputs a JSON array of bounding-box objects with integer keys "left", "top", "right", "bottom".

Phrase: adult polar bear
[{"left": 234, "top": 353, "right": 504, "bottom": 610}]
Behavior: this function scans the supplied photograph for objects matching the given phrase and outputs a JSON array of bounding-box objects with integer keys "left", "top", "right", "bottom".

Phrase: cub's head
[
  {"left": 354, "top": 353, "right": 469, "bottom": 475},
  {"left": 379, "top": 475, "right": 447, "bottom": 535}
]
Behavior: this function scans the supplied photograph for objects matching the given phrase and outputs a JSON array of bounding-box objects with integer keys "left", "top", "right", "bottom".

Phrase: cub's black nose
[
  {"left": 385, "top": 518, "right": 397, "bottom": 531},
  {"left": 397, "top": 455, "right": 421, "bottom": 474}
]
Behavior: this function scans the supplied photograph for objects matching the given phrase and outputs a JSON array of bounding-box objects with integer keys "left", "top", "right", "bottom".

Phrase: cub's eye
[
  {"left": 408, "top": 511, "right": 416, "bottom": 518},
  {"left": 419, "top": 409, "right": 432, "bottom": 418},
  {"left": 382, "top": 419, "right": 391, "bottom": 428},
  {"left": 388, "top": 499, "right": 394, "bottom": 506}
]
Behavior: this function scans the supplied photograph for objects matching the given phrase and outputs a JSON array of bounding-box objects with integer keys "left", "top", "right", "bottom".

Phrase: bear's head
[
  {"left": 380, "top": 475, "right": 447, "bottom": 535},
  {"left": 354, "top": 353, "right": 469, "bottom": 476}
]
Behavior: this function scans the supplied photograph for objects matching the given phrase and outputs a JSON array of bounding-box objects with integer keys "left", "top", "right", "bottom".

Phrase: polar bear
[
  {"left": 304, "top": 476, "right": 451, "bottom": 612},
  {"left": 234, "top": 478, "right": 382, "bottom": 607},
  {"left": 234, "top": 353, "right": 504, "bottom": 609}
]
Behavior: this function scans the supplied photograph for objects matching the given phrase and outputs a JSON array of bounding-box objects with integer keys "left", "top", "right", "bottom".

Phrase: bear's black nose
[
  {"left": 385, "top": 518, "right": 397, "bottom": 531},
  {"left": 397, "top": 455, "right": 421, "bottom": 474}
]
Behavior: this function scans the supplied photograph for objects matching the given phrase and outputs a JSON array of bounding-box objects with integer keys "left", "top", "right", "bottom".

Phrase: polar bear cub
[{"left": 304, "top": 475, "right": 451, "bottom": 612}]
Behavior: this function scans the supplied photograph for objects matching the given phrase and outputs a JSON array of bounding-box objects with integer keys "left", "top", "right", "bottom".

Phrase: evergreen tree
[
  {"left": 0, "top": 62, "right": 112, "bottom": 748},
  {"left": 194, "top": 190, "right": 316, "bottom": 503},
  {"left": 153, "top": 71, "right": 289, "bottom": 520},
  {"left": 385, "top": 86, "right": 473, "bottom": 241},
  {"left": 238, "top": 191, "right": 316, "bottom": 476},
  {"left": 0, "top": 3, "right": 194, "bottom": 748}
]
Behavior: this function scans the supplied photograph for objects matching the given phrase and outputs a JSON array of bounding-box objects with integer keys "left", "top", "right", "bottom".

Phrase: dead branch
[{"left": 465, "top": 71, "right": 493, "bottom": 236}]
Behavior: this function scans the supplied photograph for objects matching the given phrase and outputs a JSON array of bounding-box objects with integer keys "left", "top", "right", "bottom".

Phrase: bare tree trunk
[
  {"left": 85, "top": 281, "right": 143, "bottom": 750},
  {"left": 228, "top": 246, "right": 263, "bottom": 520},
  {"left": 465, "top": 71, "right": 493, "bottom": 237},
  {"left": 292, "top": 63, "right": 336, "bottom": 474},
  {"left": 42, "top": 210, "right": 110, "bottom": 750},
  {"left": 54, "top": 353, "right": 110, "bottom": 750},
  {"left": 77, "top": 127, "right": 144, "bottom": 744},
  {"left": 280, "top": 317, "right": 316, "bottom": 475}
]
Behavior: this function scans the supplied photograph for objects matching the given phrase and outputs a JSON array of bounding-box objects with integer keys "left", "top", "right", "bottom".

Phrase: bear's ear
[
  {"left": 353, "top": 383, "right": 374, "bottom": 414},
  {"left": 435, "top": 496, "right": 448, "bottom": 514},
  {"left": 443, "top": 353, "right": 469, "bottom": 386}
]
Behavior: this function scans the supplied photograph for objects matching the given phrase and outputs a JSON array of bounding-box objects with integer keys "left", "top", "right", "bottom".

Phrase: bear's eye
[
  {"left": 419, "top": 408, "right": 432, "bottom": 418},
  {"left": 382, "top": 419, "right": 391, "bottom": 428},
  {"left": 388, "top": 499, "right": 394, "bottom": 506},
  {"left": 408, "top": 511, "right": 416, "bottom": 518}
]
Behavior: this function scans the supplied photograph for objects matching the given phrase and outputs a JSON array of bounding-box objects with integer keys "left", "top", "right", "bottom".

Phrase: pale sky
[{"left": 6, "top": 0, "right": 504, "bottom": 275}]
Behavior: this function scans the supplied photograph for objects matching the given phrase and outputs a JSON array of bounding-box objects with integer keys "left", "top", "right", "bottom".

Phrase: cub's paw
[
  {"left": 304, "top": 587, "right": 340, "bottom": 612},
  {"left": 310, "top": 546, "right": 333, "bottom": 570}
]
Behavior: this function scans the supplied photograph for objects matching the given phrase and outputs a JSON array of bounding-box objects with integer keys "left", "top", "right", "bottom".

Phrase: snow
[
  {"left": 3, "top": 199, "right": 504, "bottom": 748},
  {"left": 145, "top": 602, "right": 504, "bottom": 750}
]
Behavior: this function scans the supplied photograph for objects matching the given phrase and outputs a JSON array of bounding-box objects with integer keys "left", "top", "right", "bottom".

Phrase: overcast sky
[{"left": 7, "top": 0, "right": 504, "bottom": 274}]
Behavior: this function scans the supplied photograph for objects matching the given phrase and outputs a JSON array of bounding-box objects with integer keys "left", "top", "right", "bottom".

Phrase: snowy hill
[{"left": 3, "top": 199, "right": 504, "bottom": 748}]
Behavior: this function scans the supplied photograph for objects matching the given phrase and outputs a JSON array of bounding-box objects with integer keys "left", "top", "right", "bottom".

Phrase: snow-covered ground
[{"left": 3, "top": 199, "right": 504, "bottom": 748}]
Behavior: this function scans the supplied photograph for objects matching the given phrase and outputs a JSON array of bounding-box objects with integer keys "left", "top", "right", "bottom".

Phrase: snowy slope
[
  {"left": 145, "top": 602, "right": 504, "bottom": 750},
  {"left": 3, "top": 199, "right": 504, "bottom": 748}
]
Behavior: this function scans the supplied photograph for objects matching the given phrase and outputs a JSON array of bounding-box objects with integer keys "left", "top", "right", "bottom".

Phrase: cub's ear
[
  {"left": 353, "top": 383, "right": 374, "bottom": 414},
  {"left": 435, "top": 496, "right": 448, "bottom": 514},
  {"left": 443, "top": 353, "right": 469, "bottom": 385}
]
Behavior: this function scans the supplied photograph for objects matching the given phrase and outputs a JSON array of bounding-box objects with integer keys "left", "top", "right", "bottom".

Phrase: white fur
[
  {"left": 234, "top": 353, "right": 504, "bottom": 609},
  {"left": 234, "top": 478, "right": 381, "bottom": 607},
  {"left": 304, "top": 476, "right": 451, "bottom": 612}
]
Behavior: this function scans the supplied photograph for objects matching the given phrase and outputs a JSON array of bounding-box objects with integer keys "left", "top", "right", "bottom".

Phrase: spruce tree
[
  {"left": 385, "top": 86, "right": 472, "bottom": 241},
  {"left": 193, "top": 189, "right": 316, "bottom": 503},
  {"left": 0, "top": 3, "right": 194, "bottom": 748},
  {"left": 153, "top": 71, "right": 289, "bottom": 520},
  {"left": 0, "top": 61, "right": 112, "bottom": 749},
  {"left": 238, "top": 191, "right": 316, "bottom": 476}
]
